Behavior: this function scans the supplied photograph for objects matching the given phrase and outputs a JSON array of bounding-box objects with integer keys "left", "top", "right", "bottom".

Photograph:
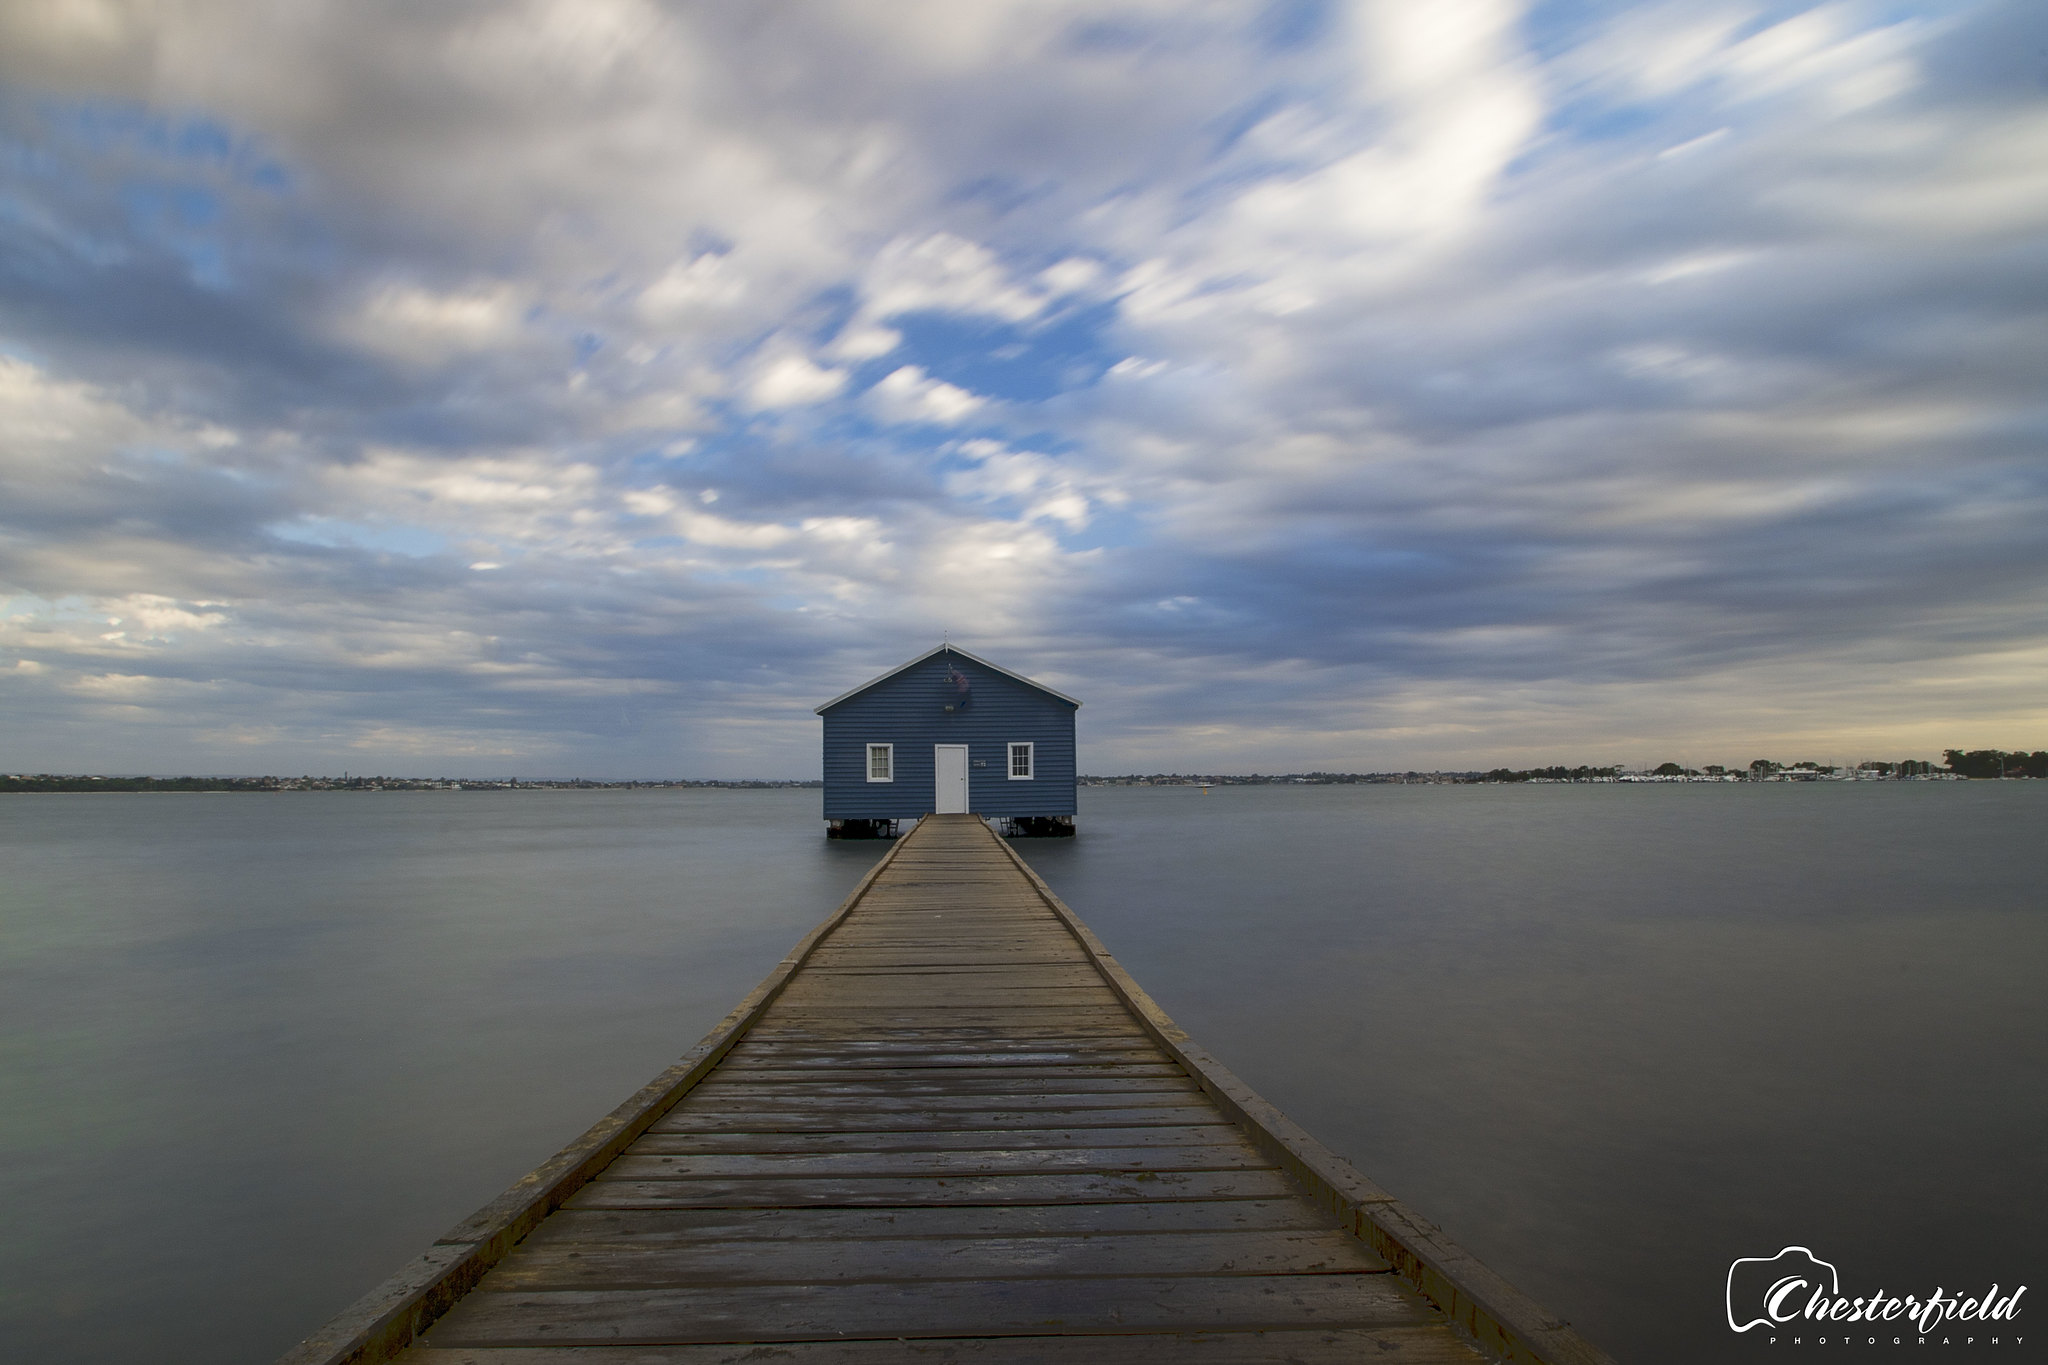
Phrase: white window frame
[
  {"left": 1007, "top": 741, "right": 1035, "bottom": 780},
  {"left": 866, "top": 743, "right": 894, "bottom": 782}
]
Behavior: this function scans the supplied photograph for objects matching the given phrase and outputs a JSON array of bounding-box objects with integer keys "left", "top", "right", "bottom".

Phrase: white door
[{"left": 933, "top": 744, "right": 970, "bottom": 813}]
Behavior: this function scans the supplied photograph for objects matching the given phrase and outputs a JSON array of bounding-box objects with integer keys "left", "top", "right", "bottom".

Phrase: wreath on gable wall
[{"left": 942, "top": 666, "right": 972, "bottom": 713}]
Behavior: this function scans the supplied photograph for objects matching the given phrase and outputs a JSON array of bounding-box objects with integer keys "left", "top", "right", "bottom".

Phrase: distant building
[{"left": 815, "top": 644, "right": 1079, "bottom": 838}]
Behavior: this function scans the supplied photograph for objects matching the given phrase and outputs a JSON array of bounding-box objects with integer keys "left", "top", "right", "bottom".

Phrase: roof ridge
[{"left": 814, "top": 643, "right": 1081, "bottom": 713}]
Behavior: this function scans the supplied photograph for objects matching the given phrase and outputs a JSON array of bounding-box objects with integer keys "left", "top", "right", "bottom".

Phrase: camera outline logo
[{"left": 1728, "top": 1246, "right": 1840, "bottom": 1333}]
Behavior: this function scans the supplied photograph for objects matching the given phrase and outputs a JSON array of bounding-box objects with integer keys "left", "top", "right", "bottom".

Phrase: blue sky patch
[
  {"left": 270, "top": 518, "right": 449, "bottom": 558},
  {"left": 888, "top": 303, "right": 1120, "bottom": 403}
]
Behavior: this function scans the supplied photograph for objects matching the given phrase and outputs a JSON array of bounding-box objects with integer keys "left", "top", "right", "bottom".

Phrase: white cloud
[
  {"left": 330, "top": 450, "right": 596, "bottom": 514},
  {"left": 636, "top": 253, "right": 749, "bottom": 324},
  {"left": 105, "top": 595, "right": 230, "bottom": 640},
  {"left": 0, "top": 356, "right": 149, "bottom": 474},
  {"left": 944, "top": 441, "right": 1122, "bottom": 532},
  {"left": 827, "top": 324, "right": 902, "bottom": 361},
  {"left": 342, "top": 282, "right": 528, "bottom": 363},
  {"left": 1037, "top": 257, "right": 1105, "bottom": 297},
  {"left": 868, "top": 366, "right": 986, "bottom": 425},
  {"left": 745, "top": 347, "right": 848, "bottom": 409},
  {"left": 859, "top": 233, "right": 1048, "bottom": 324},
  {"left": 67, "top": 671, "right": 162, "bottom": 698}
]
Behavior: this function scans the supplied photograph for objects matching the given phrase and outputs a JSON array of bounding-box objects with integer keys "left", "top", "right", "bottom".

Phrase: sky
[{"left": 1, "top": 0, "right": 2044, "bottom": 778}]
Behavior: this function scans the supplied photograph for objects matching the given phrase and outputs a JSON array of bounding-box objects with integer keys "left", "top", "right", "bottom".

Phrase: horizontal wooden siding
[{"left": 821, "top": 653, "right": 1077, "bottom": 819}]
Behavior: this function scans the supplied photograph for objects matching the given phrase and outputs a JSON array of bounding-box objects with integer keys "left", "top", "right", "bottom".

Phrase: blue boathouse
[{"left": 815, "top": 644, "right": 1079, "bottom": 838}]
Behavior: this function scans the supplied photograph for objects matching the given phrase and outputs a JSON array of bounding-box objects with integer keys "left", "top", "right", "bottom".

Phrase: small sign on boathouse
[{"left": 814, "top": 644, "right": 1079, "bottom": 838}]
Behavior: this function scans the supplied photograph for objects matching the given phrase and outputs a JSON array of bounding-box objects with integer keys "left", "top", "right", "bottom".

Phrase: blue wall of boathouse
[{"left": 816, "top": 646, "right": 1078, "bottom": 823}]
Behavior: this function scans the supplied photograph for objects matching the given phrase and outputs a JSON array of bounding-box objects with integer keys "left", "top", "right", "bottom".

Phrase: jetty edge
[
  {"left": 270, "top": 831, "right": 911, "bottom": 1365},
  {"left": 983, "top": 831, "right": 1613, "bottom": 1365},
  {"left": 275, "top": 814, "right": 1614, "bottom": 1364}
]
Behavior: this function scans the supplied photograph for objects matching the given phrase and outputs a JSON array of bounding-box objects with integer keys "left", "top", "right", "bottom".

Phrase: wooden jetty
[{"left": 282, "top": 814, "right": 1612, "bottom": 1365}]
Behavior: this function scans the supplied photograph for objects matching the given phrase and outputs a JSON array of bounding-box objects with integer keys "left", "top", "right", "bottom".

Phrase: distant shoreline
[
  {"left": 1088, "top": 749, "right": 2043, "bottom": 784},
  {"left": 1080, "top": 770, "right": 1970, "bottom": 786},
  {"left": 6, "top": 749, "right": 2043, "bottom": 793},
  {"left": 0, "top": 776, "right": 822, "bottom": 793}
]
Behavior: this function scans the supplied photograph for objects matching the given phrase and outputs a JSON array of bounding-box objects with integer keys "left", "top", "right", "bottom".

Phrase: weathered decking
[{"left": 283, "top": 814, "right": 1612, "bottom": 1365}]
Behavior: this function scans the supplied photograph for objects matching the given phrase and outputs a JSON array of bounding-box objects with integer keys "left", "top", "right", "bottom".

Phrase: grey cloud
[{"left": 1, "top": 0, "right": 2043, "bottom": 775}]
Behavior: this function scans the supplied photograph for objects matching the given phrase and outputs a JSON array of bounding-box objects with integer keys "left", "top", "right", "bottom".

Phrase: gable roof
[{"left": 814, "top": 644, "right": 1081, "bottom": 714}]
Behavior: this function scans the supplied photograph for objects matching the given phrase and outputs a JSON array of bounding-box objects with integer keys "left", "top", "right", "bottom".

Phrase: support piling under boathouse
[{"left": 280, "top": 814, "right": 1613, "bottom": 1365}]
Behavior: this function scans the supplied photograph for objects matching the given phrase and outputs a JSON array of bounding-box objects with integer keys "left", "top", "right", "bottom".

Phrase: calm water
[{"left": 1, "top": 783, "right": 2041, "bottom": 1362}]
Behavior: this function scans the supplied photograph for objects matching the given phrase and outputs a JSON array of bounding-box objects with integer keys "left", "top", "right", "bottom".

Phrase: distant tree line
[
  {"left": 0, "top": 775, "right": 285, "bottom": 793},
  {"left": 1940, "top": 749, "right": 2048, "bottom": 780},
  {"left": 1481, "top": 766, "right": 1622, "bottom": 782}
]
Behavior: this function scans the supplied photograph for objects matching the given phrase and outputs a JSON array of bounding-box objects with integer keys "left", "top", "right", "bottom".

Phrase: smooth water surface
[
  {"left": 0, "top": 789, "right": 882, "bottom": 1362},
  {"left": 3, "top": 782, "right": 2041, "bottom": 1362},
  {"left": 1019, "top": 782, "right": 2046, "bottom": 1362}
]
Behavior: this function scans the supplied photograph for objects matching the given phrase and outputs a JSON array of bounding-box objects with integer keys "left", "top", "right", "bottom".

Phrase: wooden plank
[
  {"left": 398, "top": 1326, "right": 1488, "bottom": 1364},
  {"left": 714, "top": 1061, "right": 1178, "bottom": 1078},
  {"left": 746, "top": 1018, "right": 1148, "bottom": 1033},
  {"left": 804, "top": 960, "right": 1093, "bottom": 973},
  {"left": 770, "top": 982, "right": 1114, "bottom": 994},
  {"left": 737, "top": 1037, "right": 1158, "bottom": 1049},
  {"left": 753, "top": 1002, "right": 1146, "bottom": 1023},
  {"left": 737, "top": 1038, "right": 1160, "bottom": 1053},
  {"left": 569, "top": 1169, "right": 1301, "bottom": 1208},
  {"left": 808, "top": 951, "right": 1087, "bottom": 962},
  {"left": 422, "top": 1272, "right": 1435, "bottom": 1346},
  {"left": 706, "top": 1056, "right": 1184, "bottom": 1073},
  {"left": 830, "top": 907, "right": 1071, "bottom": 914},
  {"left": 810, "top": 932, "right": 1077, "bottom": 944},
  {"left": 520, "top": 1201, "right": 1342, "bottom": 1245},
  {"left": 649, "top": 1105, "right": 1232, "bottom": 1134},
  {"left": 602, "top": 1143, "right": 1269, "bottom": 1179},
  {"left": 757, "top": 1003, "right": 1137, "bottom": 1017},
  {"left": 749, "top": 1022, "right": 1148, "bottom": 1037},
  {"left": 764, "top": 1003, "right": 1130, "bottom": 1017},
  {"left": 737, "top": 1023, "right": 1155, "bottom": 1035},
  {"left": 846, "top": 899, "right": 1059, "bottom": 906},
  {"left": 632, "top": 1125, "right": 1239, "bottom": 1155},
  {"left": 798, "top": 966, "right": 1108, "bottom": 984},
  {"left": 486, "top": 1229, "right": 1389, "bottom": 1289},
  {"left": 661, "top": 1091, "right": 1209, "bottom": 1115},
  {"left": 705, "top": 1064, "right": 1187, "bottom": 1083},
  {"left": 678, "top": 1088, "right": 1202, "bottom": 1110},
  {"left": 770, "top": 988, "right": 1125, "bottom": 1007},
  {"left": 708, "top": 1056, "right": 1184, "bottom": 1072},
  {"left": 728, "top": 1038, "right": 1165, "bottom": 1056},
  {"left": 686, "top": 1075, "right": 1197, "bottom": 1097},
  {"left": 826, "top": 915, "right": 1065, "bottom": 924},
  {"left": 809, "top": 952, "right": 1084, "bottom": 961},
  {"left": 818, "top": 932, "right": 1082, "bottom": 945},
  {"left": 704, "top": 1065, "right": 1186, "bottom": 1082}
]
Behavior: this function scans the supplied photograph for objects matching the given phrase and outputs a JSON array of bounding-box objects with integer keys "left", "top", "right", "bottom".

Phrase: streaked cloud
[{"left": 0, "top": 0, "right": 2042, "bottom": 776}]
